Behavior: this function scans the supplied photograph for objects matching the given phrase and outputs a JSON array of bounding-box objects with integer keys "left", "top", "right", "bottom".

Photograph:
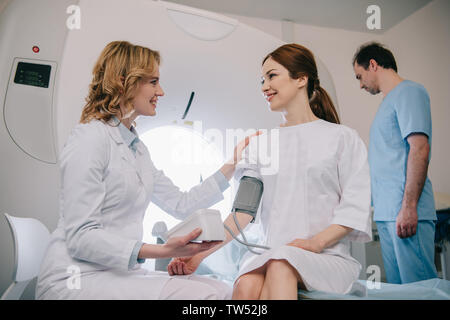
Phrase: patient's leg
[
  {"left": 259, "top": 259, "right": 302, "bottom": 300},
  {"left": 232, "top": 264, "right": 266, "bottom": 300}
]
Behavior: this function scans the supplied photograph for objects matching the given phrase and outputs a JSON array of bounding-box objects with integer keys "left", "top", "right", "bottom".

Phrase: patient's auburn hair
[
  {"left": 263, "top": 43, "right": 340, "bottom": 124},
  {"left": 80, "top": 41, "right": 160, "bottom": 124}
]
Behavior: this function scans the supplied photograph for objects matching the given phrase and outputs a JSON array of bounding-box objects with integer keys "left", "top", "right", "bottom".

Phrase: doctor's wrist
[
  {"left": 220, "top": 163, "right": 236, "bottom": 181},
  {"left": 138, "top": 243, "right": 169, "bottom": 259}
]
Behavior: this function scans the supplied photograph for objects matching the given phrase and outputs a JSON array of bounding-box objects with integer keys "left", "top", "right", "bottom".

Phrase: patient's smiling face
[{"left": 261, "top": 57, "right": 301, "bottom": 112}]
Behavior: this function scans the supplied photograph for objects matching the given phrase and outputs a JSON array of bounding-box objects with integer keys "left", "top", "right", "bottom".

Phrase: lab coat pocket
[{"left": 103, "top": 167, "right": 126, "bottom": 211}]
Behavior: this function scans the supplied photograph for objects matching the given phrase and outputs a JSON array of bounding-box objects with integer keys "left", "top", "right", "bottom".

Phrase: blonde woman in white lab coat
[
  {"left": 168, "top": 44, "right": 372, "bottom": 299},
  {"left": 35, "top": 41, "right": 258, "bottom": 300}
]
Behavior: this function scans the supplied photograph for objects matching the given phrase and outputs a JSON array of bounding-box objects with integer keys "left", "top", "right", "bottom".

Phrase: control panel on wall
[{"left": 3, "top": 58, "right": 57, "bottom": 163}]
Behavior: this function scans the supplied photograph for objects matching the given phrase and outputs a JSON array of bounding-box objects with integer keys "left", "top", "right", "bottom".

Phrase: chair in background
[
  {"left": 1, "top": 213, "right": 51, "bottom": 300},
  {"left": 435, "top": 208, "right": 450, "bottom": 280}
]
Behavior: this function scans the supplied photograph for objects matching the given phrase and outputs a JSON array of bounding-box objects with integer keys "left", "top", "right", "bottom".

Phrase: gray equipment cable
[{"left": 223, "top": 212, "right": 271, "bottom": 254}]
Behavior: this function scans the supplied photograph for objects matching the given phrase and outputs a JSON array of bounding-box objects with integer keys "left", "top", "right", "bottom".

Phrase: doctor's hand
[
  {"left": 232, "top": 130, "right": 263, "bottom": 165},
  {"left": 396, "top": 206, "right": 418, "bottom": 238},
  {"left": 287, "top": 238, "right": 324, "bottom": 254},
  {"left": 162, "top": 228, "right": 220, "bottom": 258},
  {"left": 221, "top": 131, "right": 262, "bottom": 180}
]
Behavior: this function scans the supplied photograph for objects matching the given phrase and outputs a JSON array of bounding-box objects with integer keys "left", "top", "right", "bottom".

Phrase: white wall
[{"left": 0, "top": 0, "right": 10, "bottom": 13}]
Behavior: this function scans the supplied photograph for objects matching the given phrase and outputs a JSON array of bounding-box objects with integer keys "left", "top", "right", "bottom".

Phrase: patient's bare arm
[{"left": 288, "top": 224, "right": 353, "bottom": 253}]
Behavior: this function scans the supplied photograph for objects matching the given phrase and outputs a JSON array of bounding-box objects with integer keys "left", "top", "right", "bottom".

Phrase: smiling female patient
[{"left": 168, "top": 44, "right": 372, "bottom": 299}]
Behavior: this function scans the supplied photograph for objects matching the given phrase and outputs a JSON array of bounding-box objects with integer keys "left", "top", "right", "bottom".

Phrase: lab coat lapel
[
  {"left": 105, "top": 124, "right": 140, "bottom": 178},
  {"left": 135, "top": 142, "right": 152, "bottom": 191}
]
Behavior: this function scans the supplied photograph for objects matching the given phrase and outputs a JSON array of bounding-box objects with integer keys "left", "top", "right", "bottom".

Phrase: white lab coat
[
  {"left": 36, "top": 120, "right": 229, "bottom": 299},
  {"left": 235, "top": 119, "right": 372, "bottom": 294}
]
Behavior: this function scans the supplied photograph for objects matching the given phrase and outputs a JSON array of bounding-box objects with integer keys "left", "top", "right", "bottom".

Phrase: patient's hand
[
  {"left": 167, "top": 256, "right": 201, "bottom": 276},
  {"left": 287, "top": 238, "right": 324, "bottom": 254}
]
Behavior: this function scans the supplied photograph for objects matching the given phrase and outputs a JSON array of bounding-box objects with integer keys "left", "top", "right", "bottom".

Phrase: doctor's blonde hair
[{"left": 80, "top": 41, "right": 160, "bottom": 124}]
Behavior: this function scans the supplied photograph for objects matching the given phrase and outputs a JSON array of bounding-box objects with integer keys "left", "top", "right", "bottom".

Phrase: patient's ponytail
[
  {"left": 308, "top": 79, "right": 340, "bottom": 124},
  {"left": 263, "top": 44, "right": 340, "bottom": 124}
]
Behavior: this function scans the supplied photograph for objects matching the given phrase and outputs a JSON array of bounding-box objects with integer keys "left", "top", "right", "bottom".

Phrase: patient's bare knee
[
  {"left": 266, "top": 259, "right": 299, "bottom": 281},
  {"left": 233, "top": 276, "right": 261, "bottom": 300},
  {"left": 266, "top": 259, "right": 305, "bottom": 289}
]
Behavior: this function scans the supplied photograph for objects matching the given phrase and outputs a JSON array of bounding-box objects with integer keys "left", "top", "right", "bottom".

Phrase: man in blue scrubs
[{"left": 352, "top": 42, "right": 438, "bottom": 284}]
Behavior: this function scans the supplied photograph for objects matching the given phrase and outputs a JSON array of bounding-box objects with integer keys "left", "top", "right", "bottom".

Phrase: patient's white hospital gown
[{"left": 235, "top": 119, "right": 372, "bottom": 294}]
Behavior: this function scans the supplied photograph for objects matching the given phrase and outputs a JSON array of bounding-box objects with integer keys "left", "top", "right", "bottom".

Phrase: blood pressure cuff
[{"left": 232, "top": 176, "right": 263, "bottom": 223}]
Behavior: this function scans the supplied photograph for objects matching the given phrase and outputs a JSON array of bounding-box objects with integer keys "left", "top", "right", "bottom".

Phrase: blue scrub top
[{"left": 369, "top": 80, "right": 436, "bottom": 221}]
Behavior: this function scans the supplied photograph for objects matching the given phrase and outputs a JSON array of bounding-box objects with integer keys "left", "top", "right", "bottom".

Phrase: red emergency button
[{"left": 32, "top": 46, "right": 40, "bottom": 53}]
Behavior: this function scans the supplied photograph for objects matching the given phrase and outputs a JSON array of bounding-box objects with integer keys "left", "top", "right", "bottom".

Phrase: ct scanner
[{"left": 0, "top": 0, "right": 345, "bottom": 296}]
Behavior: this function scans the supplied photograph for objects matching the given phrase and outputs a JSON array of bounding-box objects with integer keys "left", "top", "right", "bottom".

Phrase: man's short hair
[{"left": 353, "top": 42, "right": 397, "bottom": 72}]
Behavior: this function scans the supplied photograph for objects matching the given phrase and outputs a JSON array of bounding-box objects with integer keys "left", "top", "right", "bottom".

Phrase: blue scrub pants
[{"left": 376, "top": 220, "right": 438, "bottom": 284}]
